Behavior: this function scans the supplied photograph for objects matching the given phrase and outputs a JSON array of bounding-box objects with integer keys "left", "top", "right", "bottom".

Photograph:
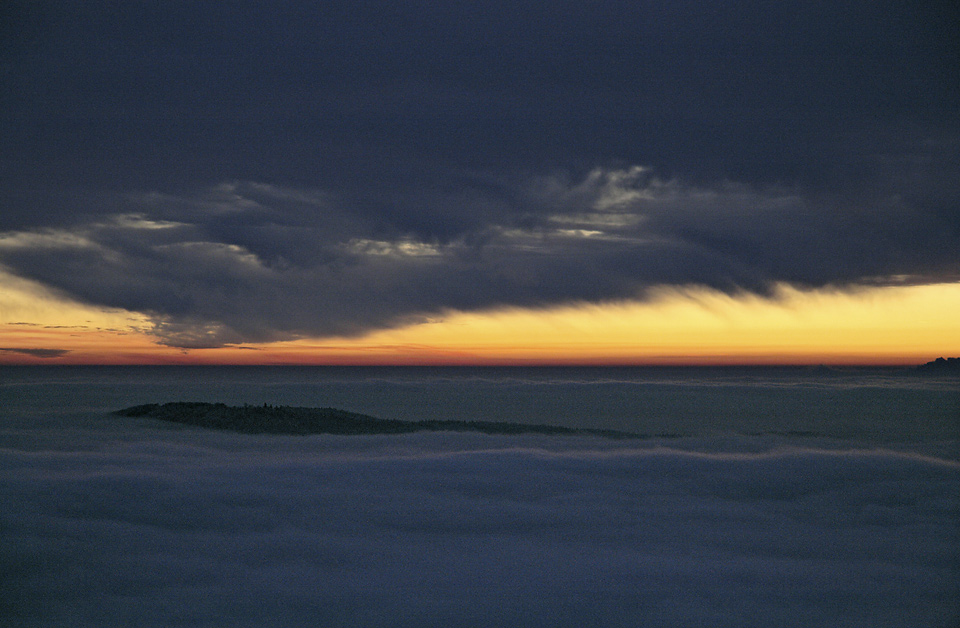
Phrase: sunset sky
[{"left": 1, "top": 1, "right": 958, "bottom": 365}]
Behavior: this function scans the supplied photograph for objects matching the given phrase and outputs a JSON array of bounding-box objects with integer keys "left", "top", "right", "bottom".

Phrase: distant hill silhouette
[
  {"left": 916, "top": 357, "right": 960, "bottom": 373},
  {"left": 114, "top": 402, "right": 646, "bottom": 438}
]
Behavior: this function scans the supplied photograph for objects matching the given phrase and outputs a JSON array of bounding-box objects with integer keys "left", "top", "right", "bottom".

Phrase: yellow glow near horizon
[
  {"left": 264, "top": 282, "right": 960, "bottom": 365},
  {"left": 1, "top": 266, "right": 958, "bottom": 365}
]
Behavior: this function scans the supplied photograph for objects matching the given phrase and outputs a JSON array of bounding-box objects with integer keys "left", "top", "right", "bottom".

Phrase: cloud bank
[
  {"left": 0, "top": 166, "right": 957, "bottom": 347},
  {"left": 1, "top": 425, "right": 957, "bottom": 628}
]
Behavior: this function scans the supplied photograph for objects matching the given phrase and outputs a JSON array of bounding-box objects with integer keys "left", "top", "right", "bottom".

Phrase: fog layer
[{"left": 2, "top": 418, "right": 957, "bottom": 627}]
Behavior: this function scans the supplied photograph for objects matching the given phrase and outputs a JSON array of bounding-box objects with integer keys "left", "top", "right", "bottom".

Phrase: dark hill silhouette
[
  {"left": 115, "top": 402, "right": 646, "bottom": 438},
  {"left": 916, "top": 357, "right": 960, "bottom": 373}
]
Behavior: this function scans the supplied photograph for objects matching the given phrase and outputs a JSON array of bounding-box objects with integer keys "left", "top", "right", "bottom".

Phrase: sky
[{"left": 1, "top": 0, "right": 958, "bottom": 365}]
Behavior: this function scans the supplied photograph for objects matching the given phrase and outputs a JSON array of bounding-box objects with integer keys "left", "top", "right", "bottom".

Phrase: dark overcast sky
[{"left": 1, "top": 1, "right": 958, "bottom": 347}]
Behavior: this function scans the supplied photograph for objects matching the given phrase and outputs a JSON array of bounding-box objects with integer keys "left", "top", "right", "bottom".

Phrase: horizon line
[{"left": 0, "top": 359, "right": 947, "bottom": 368}]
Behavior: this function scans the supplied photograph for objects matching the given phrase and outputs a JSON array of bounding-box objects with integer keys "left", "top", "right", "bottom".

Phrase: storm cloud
[
  {"left": 1, "top": 168, "right": 957, "bottom": 347},
  {"left": 1, "top": 1, "right": 957, "bottom": 347}
]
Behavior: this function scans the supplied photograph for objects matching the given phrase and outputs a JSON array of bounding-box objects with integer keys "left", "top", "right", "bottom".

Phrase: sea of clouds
[{"left": 2, "top": 412, "right": 957, "bottom": 628}]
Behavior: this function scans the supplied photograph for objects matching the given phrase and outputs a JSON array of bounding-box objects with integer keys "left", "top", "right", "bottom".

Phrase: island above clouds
[
  {"left": 916, "top": 357, "right": 960, "bottom": 372},
  {"left": 115, "top": 402, "right": 644, "bottom": 438}
]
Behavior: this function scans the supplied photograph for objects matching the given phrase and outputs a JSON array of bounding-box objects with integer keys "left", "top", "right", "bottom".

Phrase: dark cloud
[
  {"left": 1, "top": 160, "right": 958, "bottom": 347},
  {"left": 3, "top": 0, "right": 954, "bottom": 181},
  {"left": 0, "top": 1, "right": 957, "bottom": 346},
  {"left": 0, "top": 347, "right": 71, "bottom": 358}
]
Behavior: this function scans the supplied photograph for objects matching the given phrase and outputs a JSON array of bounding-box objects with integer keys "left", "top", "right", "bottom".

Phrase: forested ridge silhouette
[{"left": 115, "top": 402, "right": 645, "bottom": 438}]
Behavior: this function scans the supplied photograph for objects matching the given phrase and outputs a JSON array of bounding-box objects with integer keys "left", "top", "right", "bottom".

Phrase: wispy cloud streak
[{"left": 0, "top": 347, "right": 70, "bottom": 358}]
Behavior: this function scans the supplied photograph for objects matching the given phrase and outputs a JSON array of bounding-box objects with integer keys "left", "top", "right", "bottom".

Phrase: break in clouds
[{"left": 0, "top": 164, "right": 958, "bottom": 348}]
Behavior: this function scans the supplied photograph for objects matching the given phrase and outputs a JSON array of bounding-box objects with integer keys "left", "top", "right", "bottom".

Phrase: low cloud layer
[
  {"left": 2, "top": 422, "right": 957, "bottom": 628},
  {"left": 2, "top": 368, "right": 956, "bottom": 626}
]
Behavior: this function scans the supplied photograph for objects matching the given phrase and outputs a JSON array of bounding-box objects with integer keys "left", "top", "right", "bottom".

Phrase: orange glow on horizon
[{"left": 1, "top": 268, "right": 958, "bottom": 366}]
